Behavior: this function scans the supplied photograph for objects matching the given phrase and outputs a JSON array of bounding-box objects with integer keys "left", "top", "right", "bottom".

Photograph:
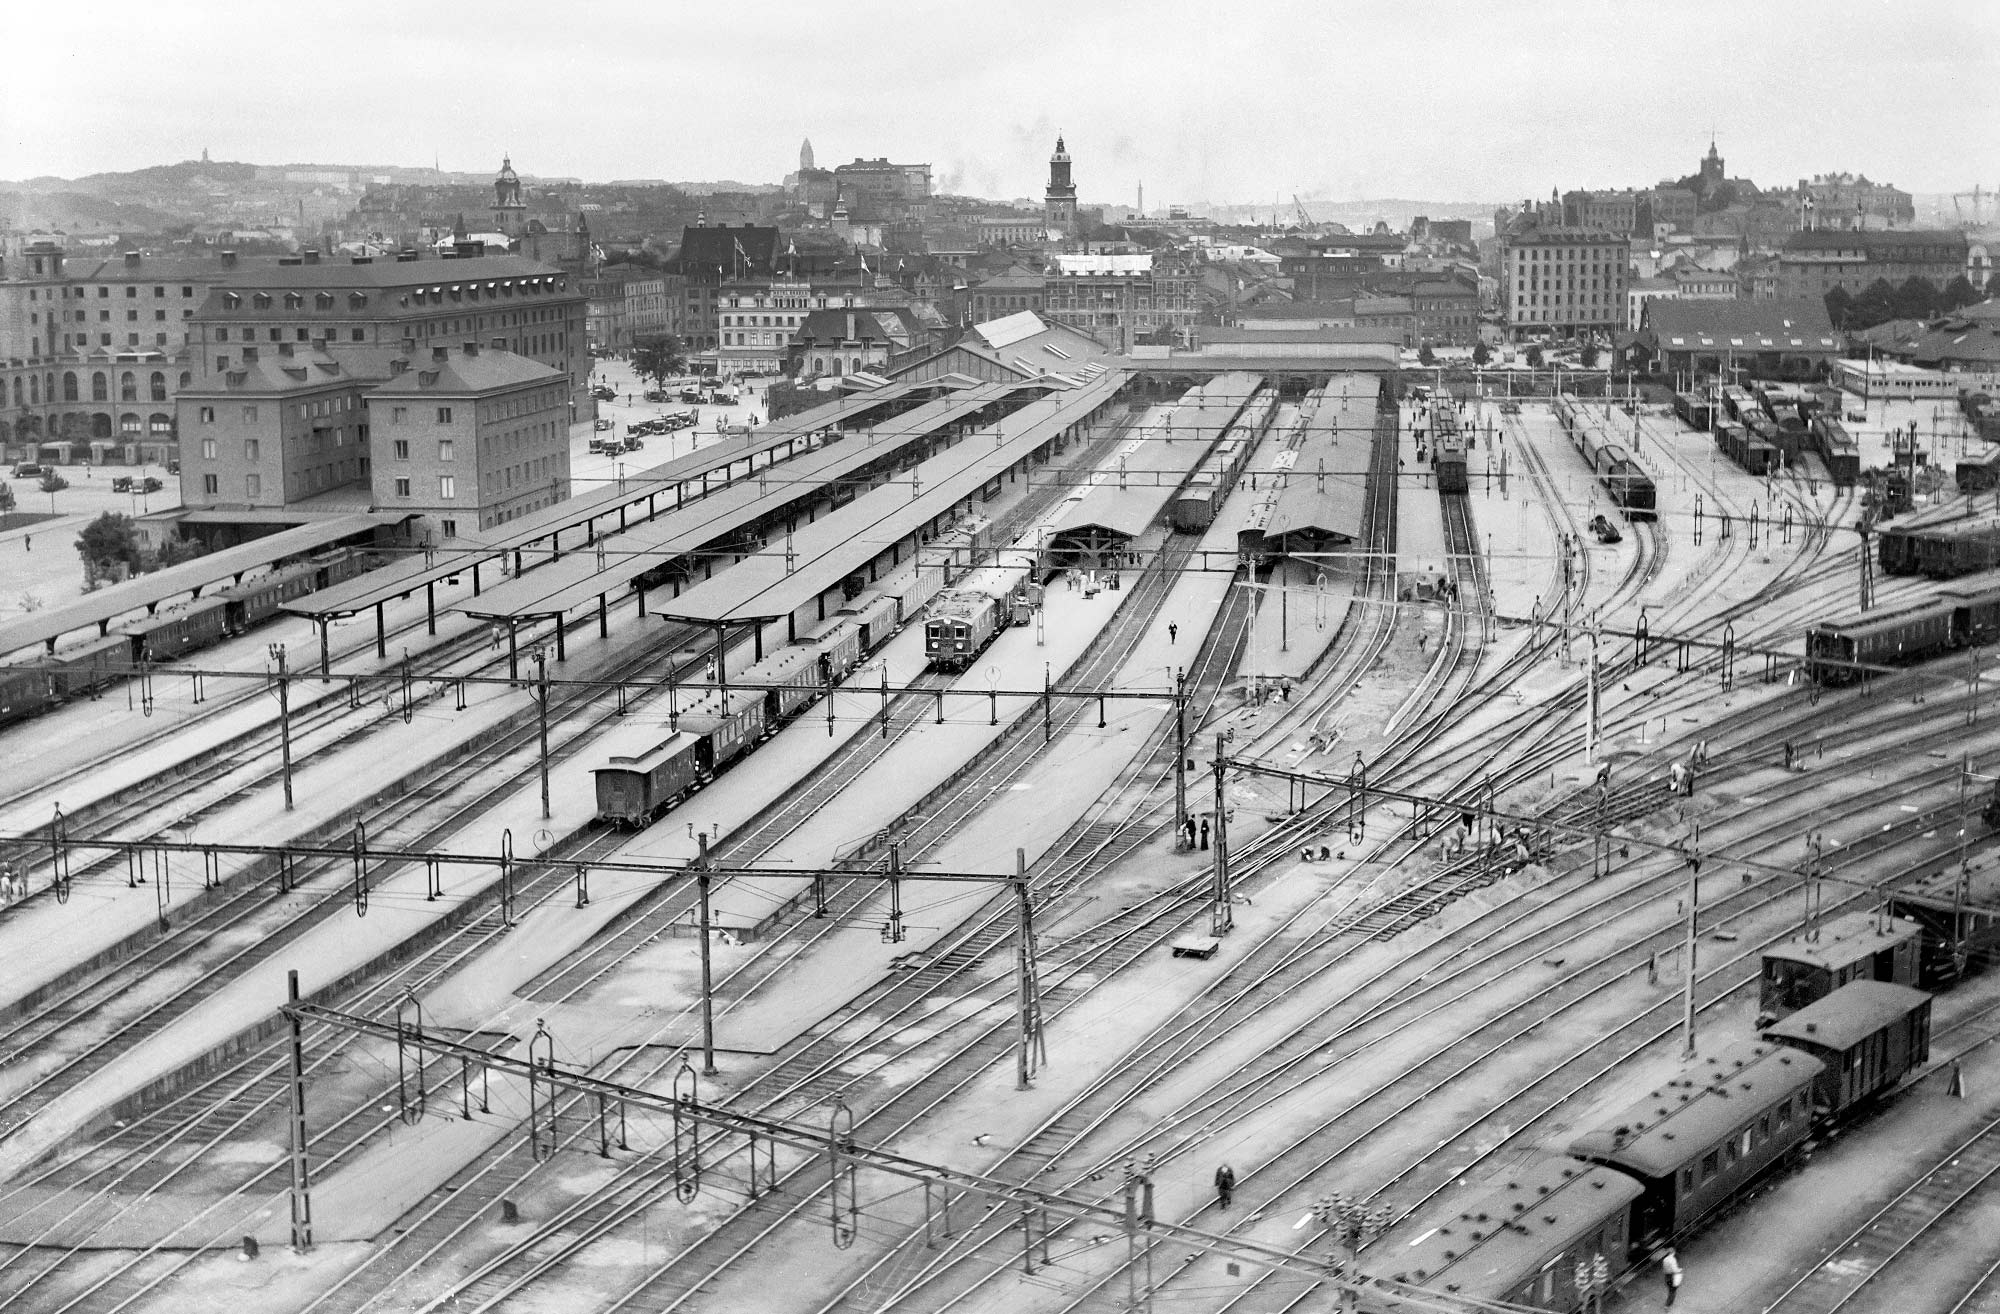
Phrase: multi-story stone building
[
  {"left": 1408, "top": 277, "right": 1481, "bottom": 347},
  {"left": 0, "top": 241, "right": 259, "bottom": 462},
  {"left": 1777, "top": 229, "right": 1969, "bottom": 299},
  {"left": 673, "top": 223, "right": 780, "bottom": 353},
  {"left": 1041, "top": 250, "right": 1199, "bottom": 351},
  {"left": 968, "top": 267, "right": 1045, "bottom": 322},
  {"left": 832, "top": 158, "right": 932, "bottom": 218},
  {"left": 368, "top": 343, "right": 570, "bottom": 534},
  {"left": 176, "top": 344, "right": 374, "bottom": 507},
  {"left": 188, "top": 248, "right": 590, "bottom": 417},
  {"left": 582, "top": 263, "right": 669, "bottom": 352},
  {"left": 1499, "top": 226, "right": 1630, "bottom": 337},
  {"left": 1562, "top": 190, "right": 1641, "bottom": 235}
]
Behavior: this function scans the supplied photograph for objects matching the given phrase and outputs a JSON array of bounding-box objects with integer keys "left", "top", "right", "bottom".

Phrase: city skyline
[{"left": 6, "top": 0, "right": 1996, "bottom": 207}]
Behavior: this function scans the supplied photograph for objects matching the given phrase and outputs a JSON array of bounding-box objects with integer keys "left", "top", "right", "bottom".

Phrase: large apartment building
[
  {"left": 1499, "top": 227, "right": 1630, "bottom": 337},
  {"left": 1777, "top": 230, "right": 1970, "bottom": 300},
  {"left": 1041, "top": 250, "right": 1199, "bottom": 352}
]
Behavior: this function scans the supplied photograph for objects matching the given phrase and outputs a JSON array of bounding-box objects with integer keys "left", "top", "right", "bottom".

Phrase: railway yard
[{"left": 4, "top": 367, "right": 2000, "bottom": 1314}]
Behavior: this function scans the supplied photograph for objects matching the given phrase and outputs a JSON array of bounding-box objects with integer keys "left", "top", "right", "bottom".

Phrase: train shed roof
[
  {"left": 1761, "top": 982, "right": 1929, "bottom": 1052},
  {"left": 459, "top": 382, "right": 1035, "bottom": 623},
  {"left": 1261, "top": 389, "right": 1372, "bottom": 547},
  {"left": 1049, "top": 371, "right": 1261, "bottom": 543},
  {"left": 1567, "top": 1040, "right": 1823, "bottom": 1179},
  {"left": 1375, "top": 1155, "right": 1641, "bottom": 1298},
  {"left": 0, "top": 513, "right": 397, "bottom": 658},
  {"left": 656, "top": 372, "right": 1128, "bottom": 625}
]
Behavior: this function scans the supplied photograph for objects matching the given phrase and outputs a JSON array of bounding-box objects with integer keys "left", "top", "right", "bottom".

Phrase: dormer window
[
  {"left": 223, "top": 293, "right": 241, "bottom": 309},
  {"left": 316, "top": 293, "right": 335, "bottom": 310},
  {"left": 284, "top": 293, "right": 304, "bottom": 309},
  {"left": 253, "top": 293, "right": 272, "bottom": 309},
  {"left": 349, "top": 292, "right": 368, "bottom": 309}
]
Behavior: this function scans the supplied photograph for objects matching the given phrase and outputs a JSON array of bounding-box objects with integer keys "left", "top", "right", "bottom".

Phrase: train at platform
[
  {"left": 1553, "top": 395, "right": 1656, "bottom": 520},
  {"left": 1167, "top": 390, "right": 1278, "bottom": 532},
  {"left": 593, "top": 517, "right": 1012, "bottom": 828},
  {"left": 1366, "top": 957, "right": 1938, "bottom": 1313},
  {"left": 0, "top": 548, "right": 374, "bottom": 731},
  {"left": 1803, "top": 579, "right": 2000, "bottom": 684},
  {"left": 924, "top": 563, "right": 1034, "bottom": 672},
  {"left": 1432, "top": 404, "right": 1469, "bottom": 495}
]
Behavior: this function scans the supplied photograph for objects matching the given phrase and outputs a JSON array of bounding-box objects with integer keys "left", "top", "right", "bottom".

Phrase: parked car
[
  {"left": 140, "top": 476, "right": 165, "bottom": 493},
  {"left": 12, "top": 463, "right": 45, "bottom": 478},
  {"left": 110, "top": 475, "right": 135, "bottom": 492},
  {"left": 1589, "top": 513, "right": 1623, "bottom": 544}
]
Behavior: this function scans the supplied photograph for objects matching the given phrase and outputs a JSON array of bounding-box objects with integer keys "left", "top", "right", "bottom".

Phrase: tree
[
  {"left": 1824, "top": 285, "right": 1854, "bottom": 330},
  {"left": 0, "top": 482, "right": 15, "bottom": 513},
  {"left": 1851, "top": 279, "right": 1898, "bottom": 329},
  {"left": 76, "top": 511, "right": 142, "bottom": 581},
  {"left": 1525, "top": 345, "right": 1545, "bottom": 369},
  {"left": 631, "top": 334, "right": 688, "bottom": 387},
  {"left": 1891, "top": 276, "right": 1939, "bottom": 323},
  {"left": 1417, "top": 344, "right": 1437, "bottom": 367},
  {"left": 1940, "top": 275, "right": 1983, "bottom": 313},
  {"left": 38, "top": 470, "right": 69, "bottom": 511},
  {"left": 1471, "top": 341, "right": 1492, "bottom": 367}
]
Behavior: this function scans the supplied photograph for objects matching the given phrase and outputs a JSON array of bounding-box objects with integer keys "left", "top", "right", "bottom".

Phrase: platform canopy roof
[
  {"left": 0, "top": 513, "right": 397, "bottom": 658},
  {"left": 655, "top": 372, "right": 1128, "bottom": 625},
  {"left": 1050, "top": 371, "right": 1262, "bottom": 542},
  {"left": 1262, "top": 384, "right": 1374, "bottom": 545},
  {"left": 459, "top": 382, "right": 1040, "bottom": 622}
]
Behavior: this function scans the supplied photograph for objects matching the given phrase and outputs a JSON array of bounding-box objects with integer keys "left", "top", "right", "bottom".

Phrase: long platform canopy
[
  {"left": 0, "top": 513, "right": 398, "bottom": 658},
  {"left": 1049, "top": 371, "right": 1262, "bottom": 542},
  {"left": 283, "top": 387, "right": 935, "bottom": 624},
  {"left": 655, "top": 371, "right": 1129, "bottom": 626},
  {"left": 458, "top": 381, "right": 1040, "bottom": 623},
  {"left": 1261, "top": 384, "right": 1373, "bottom": 546}
]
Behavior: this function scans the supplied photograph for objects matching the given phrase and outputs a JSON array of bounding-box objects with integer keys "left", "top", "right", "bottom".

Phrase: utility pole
[
  {"left": 270, "top": 643, "right": 294, "bottom": 811},
  {"left": 1015, "top": 847, "right": 1043, "bottom": 1089},
  {"left": 1173, "top": 667, "right": 1189, "bottom": 849},
  {"left": 534, "top": 647, "right": 552, "bottom": 820},
  {"left": 696, "top": 829, "right": 717, "bottom": 1076},
  {"left": 285, "top": 969, "right": 313, "bottom": 1251},
  {"left": 1681, "top": 824, "right": 1701, "bottom": 1061},
  {"left": 1211, "top": 733, "right": 1233, "bottom": 937}
]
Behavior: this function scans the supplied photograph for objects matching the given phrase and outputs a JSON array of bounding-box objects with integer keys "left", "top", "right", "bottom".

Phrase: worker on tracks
[{"left": 1213, "top": 1162, "right": 1236, "bottom": 1209}]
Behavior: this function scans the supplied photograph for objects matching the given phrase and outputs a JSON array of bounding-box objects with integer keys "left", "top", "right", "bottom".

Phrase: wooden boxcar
[
  {"left": 594, "top": 732, "right": 712, "bottom": 827},
  {"left": 1941, "top": 580, "right": 2000, "bottom": 645},
  {"left": 1759, "top": 912, "right": 1922, "bottom": 1022},
  {"left": 1569, "top": 1039, "right": 1821, "bottom": 1247},
  {"left": 1761, "top": 982, "right": 1931, "bottom": 1117}
]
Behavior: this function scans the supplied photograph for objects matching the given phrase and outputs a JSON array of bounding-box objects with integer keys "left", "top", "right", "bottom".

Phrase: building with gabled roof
[{"left": 1629, "top": 296, "right": 1840, "bottom": 379}]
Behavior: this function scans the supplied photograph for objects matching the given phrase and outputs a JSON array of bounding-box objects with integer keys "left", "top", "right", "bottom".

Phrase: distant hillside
[{"left": 0, "top": 190, "right": 179, "bottom": 234}]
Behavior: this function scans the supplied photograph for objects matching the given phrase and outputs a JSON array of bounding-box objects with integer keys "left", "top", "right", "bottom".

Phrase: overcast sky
[{"left": 6, "top": 0, "right": 1995, "bottom": 208}]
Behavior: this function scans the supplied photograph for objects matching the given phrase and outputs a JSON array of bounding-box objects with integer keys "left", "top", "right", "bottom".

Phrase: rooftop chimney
[
  {"left": 221, "top": 250, "right": 239, "bottom": 268},
  {"left": 122, "top": 250, "right": 141, "bottom": 267},
  {"left": 303, "top": 248, "right": 321, "bottom": 265}
]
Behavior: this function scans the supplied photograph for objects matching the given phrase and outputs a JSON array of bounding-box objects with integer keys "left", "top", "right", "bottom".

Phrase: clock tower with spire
[
  {"left": 492, "top": 155, "right": 526, "bottom": 239},
  {"left": 1045, "top": 135, "right": 1078, "bottom": 239}
]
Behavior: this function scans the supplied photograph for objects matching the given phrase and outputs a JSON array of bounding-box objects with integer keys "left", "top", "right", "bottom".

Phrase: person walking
[
  {"left": 1661, "top": 1246, "right": 1682, "bottom": 1307},
  {"left": 1213, "top": 1163, "right": 1235, "bottom": 1209},
  {"left": 1199, "top": 817, "right": 1211, "bottom": 851},
  {"left": 1168, "top": 622, "right": 1179, "bottom": 645}
]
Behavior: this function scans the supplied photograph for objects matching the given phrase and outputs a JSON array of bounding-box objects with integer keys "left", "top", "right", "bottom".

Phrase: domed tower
[
  {"left": 1045, "top": 135, "right": 1078, "bottom": 237},
  {"left": 800, "top": 137, "right": 815, "bottom": 172},
  {"left": 493, "top": 155, "right": 526, "bottom": 238}
]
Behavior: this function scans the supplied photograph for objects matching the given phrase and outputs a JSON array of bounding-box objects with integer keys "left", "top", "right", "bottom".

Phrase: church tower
[
  {"left": 1045, "top": 135, "right": 1078, "bottom": 238},
  {"left": 800, "top": 137, "right": 815, "bottom": 172},
  {"left": 492, "top": 156, "right": 526, "bottom": 239}
]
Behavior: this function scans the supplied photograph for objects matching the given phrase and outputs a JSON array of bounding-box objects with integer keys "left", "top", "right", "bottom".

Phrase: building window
[
  {"left": 393, "top": 440, "right": 410, "bottom": 460},
  {"left": 242, "top": 406, "right": 258, "bottom": 422},
  {"left": 439, "top": 475, "right": 456, "bottom": 499},
  {"left": 441, "top": 519, "right": 457, "bottom": 538},
  {"left": 199, "top": 406, "right": 215, "bottom": 423},
  {"left": 202, "top": 438, "right": 218, "bottom": 459},
  {"left": 392, "top": 406, "right": 408, "bottom": 422},
  {"left": 245, "top": 439, "right": 260, "bottom": 461},
  {"left": 438, "top": 439, "right": 455, "bottom": 461},
  {"left": 202, "top": 474, "right": 219, "bottom": 495},
  {"left": 217, "top": 356, "right": 229, "bottom": 372},
  {"left": 437, "top": 406, "right": 453, "bottom": 423},
  {"left": 246, "top": 474, "right": 262, "bottom": 497},
  {"left": 395, "top": 477, "right": 412, "bottom": 497}
]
